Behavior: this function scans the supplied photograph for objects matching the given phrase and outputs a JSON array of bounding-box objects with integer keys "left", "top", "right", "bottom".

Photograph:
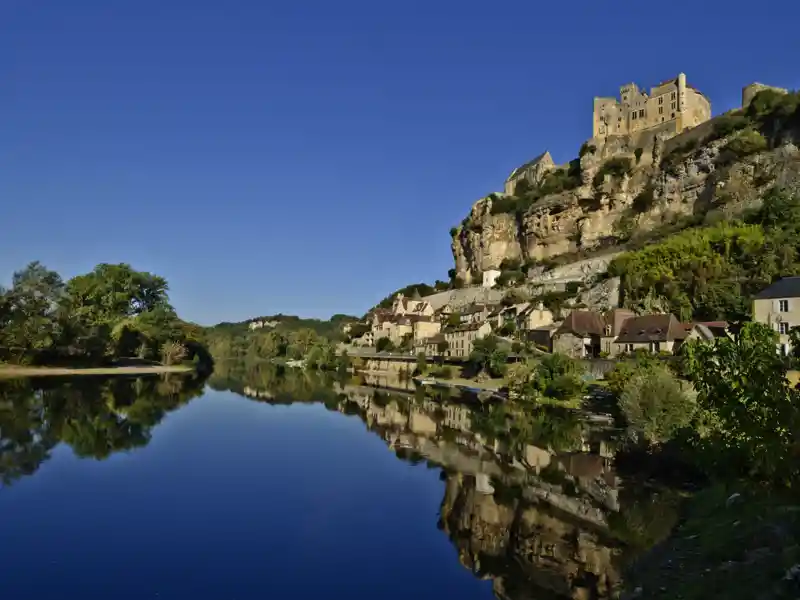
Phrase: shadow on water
[
  {"left": 209, "top": 362, "right": 690, "bottom": 600},
  {"left": 0, "top": 371, "right": 209, "bottom": 488}
]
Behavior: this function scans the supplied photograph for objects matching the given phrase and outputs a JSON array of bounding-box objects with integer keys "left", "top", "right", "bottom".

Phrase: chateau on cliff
[{"left": 592, "top": 72, "right": 711, "bottom": 139}]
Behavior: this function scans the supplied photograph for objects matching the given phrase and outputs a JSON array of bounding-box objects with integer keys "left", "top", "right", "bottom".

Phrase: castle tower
[{"left": 676, "top": 72, "right": 688, "bottom": 130}]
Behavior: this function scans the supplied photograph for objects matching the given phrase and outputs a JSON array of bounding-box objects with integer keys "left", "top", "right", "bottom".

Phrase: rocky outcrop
[{"left": 452, "top": 121, "right": 800, "bottom": 284}]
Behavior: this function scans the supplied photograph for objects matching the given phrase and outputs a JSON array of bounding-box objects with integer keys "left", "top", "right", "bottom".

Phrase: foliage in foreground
[{"left": 506, "top": 353, "right": 586, "bottom": 406}]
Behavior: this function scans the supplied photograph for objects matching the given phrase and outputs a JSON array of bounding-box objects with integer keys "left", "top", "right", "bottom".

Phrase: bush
[
  {"left": 619, "top": 365, "right": 696, "bottom": 445},
  {"left": 429, "top": 365, "right": 453, "bottom": 379},
  {"left": 376, "top": 337, "right": 395, "bottom": 353},
  {"left": 724, "top": 128, "right": 767, "bottom": 158},
  {"left": 593, "top": 157, "right": 632, "bottom": 187},
  {"left": 449, "top": 227, "right": 458, "bottom": 238},
  {"left": 711, "top": 113, "right": 750, "bottom": 139},
  {"left": 490, "top": 195, "right": 520, "bottom": 215},
  {"left": 496, "top": 269, "right": 525, "bottom": 287},
  {"left": 161, "top": 341, "right": 188, "bottom": 365}
]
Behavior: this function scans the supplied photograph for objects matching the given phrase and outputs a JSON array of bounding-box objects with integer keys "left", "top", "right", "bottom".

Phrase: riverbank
[
  {"left": 622, "top": 484, "right": 800, "bottom": 599},
  {"left": 0, "top": 364, "right": 193, "bottom": 378}
]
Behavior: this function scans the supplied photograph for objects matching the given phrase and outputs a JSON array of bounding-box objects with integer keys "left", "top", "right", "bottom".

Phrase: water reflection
[
  {"left": 0, "top": 372, "right": 208, "bottom": 487},
  {"left": 210, "top": 364, "right": 683, "bottom": 600}
]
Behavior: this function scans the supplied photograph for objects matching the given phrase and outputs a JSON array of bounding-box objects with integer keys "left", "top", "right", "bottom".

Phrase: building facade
[
  {"left": 592, "top": 73, "right": 711, "bottom": 140},
  {"left": 753, "top": 277, "right": 800, "bottom": 355}
]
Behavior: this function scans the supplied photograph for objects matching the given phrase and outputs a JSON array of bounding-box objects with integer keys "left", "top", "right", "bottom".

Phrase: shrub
[
  {"left": 429, "top": 365, "right": 453, "bottom": 379},
  {"left": 725, "top": 128, "right": 767, "bottom": 158},
  {"left": 496, "top": 269, "right": 525, "bottom": 288},
  {"left": 161, "top": 341, "right": 188, "bottom": 365},
  {"left": 490, "top": 195, "right": 520, "bottom": 215},
  {"left": 619, "top": 365, "right": 696, "bottom": 445},
  {"left": 449, "top": 226, "right": 458, "bottom": 237},
  {"left": 376, "top": 337, "right": 395, "bottom": 353},
  {"left": 593, "top": 157, "right": 632, "bottom": 187},
  {"left": 711, "top": 113, "right": 750, "bottom": 139}
]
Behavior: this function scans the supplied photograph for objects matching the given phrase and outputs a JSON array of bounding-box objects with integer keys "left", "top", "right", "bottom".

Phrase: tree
[
  {"left": 683, "top": 322, "right": 800, "bottom": 484},
  {"left": 447, "top": 313, "right": 461, "bottom": 327},
  {"left": 469, "top": 336, "right": 508, "bottom": 378},
  {"left": 436, "top": 339, "right": 449, "bottom": 355},
  {"left": 619, "top": 365, "right": 696, "bottom": 445},
  {"left": 161, "top": 341, "right": 188, "bottom": 365},
  {"left": 0, "top": 262, "right": 65, "bottom": 364},
  {"left": 416, "top": 352, "right": 427, "bottom": 375},
  {"left": 376, "top": 337, "right": 395, "bottom": 353}
]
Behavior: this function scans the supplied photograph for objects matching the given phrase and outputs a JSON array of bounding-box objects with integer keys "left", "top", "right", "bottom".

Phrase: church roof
[{"left": 506, "top": 151, "right": 553, "bottom": 182}]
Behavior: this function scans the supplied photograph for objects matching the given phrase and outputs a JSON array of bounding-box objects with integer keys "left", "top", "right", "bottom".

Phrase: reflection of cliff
[
  {"left": 337, "top": 391, "right": 625, "bottom": 599},
  {"left": 441, "top": 474, "right": 622, "bottom": 600}
]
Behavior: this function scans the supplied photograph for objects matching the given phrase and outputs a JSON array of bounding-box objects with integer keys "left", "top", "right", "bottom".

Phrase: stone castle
[{"left": 592, "top": 72, "right": 710, "bottom": 139}]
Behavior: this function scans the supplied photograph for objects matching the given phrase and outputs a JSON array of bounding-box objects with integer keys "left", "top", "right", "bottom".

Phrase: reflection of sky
[{"left": 0, "top": 390, "right": 494, "bottom": 599}]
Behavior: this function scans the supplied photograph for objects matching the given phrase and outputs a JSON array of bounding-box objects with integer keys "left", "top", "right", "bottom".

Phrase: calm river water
[{"left": 0, "top": 365, "right": 681, "bottom": 600}]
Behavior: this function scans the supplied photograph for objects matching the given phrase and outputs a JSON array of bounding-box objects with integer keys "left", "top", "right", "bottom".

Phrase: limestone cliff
[{"left": 452, "top": 108, "right": 800, "bottom": 284}]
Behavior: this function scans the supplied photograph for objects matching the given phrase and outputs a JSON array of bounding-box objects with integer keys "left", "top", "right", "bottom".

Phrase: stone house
[
  {"left": 444, "top": 322, "right": 492, "bottom": 359},
  {"left": 552, "top": 311, "right": 608, "bottom": 359},
  {"left": 491, "top": 303, "right": 529, "bottom": 329},
  {"left": 753, "top": 277, "right": 800, "bottom": 355},
  {"left": 391, "top": 293, "right": 434, "bottom": 318},
  {"left": 684, "top": 321, "right": 731, "bottom": 343},
  {"left": 551, "top": 308, "right": 635, "bottom": 358},
  {"left": 412, "top": 317, "right": 442, "bottom": 343},
  {"left": 518, "top": 303, "right": 555, "bottom": 332},
  {"left": 504, "top": 151, "right": 555, "bottom": 195},
  {"left": 614, "top": 314, "right": 688, "bottom": 355},
  {"left": 458, "top": 304, "right": 496, "bottom": 326},
  {"left": 421, "top": 333, "right": 447, "bottom": 358}
]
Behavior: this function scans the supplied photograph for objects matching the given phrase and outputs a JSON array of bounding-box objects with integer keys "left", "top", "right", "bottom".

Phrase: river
[{"left": 0, "top": 365, "right": 683, "bottom": 599}]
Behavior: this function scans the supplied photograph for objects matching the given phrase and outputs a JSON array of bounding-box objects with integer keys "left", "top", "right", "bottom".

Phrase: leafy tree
[
  {"left": 469, "top": 336, "right": 508, "bottom": 378},
  {"left": 416, "top": 352, "right": 427, "bottom": 375},
  {"left": 447, "top": 312, "right": 461, "bottom": 327},
  {"left": 436, "top": 339, "right": 449, "bottom": 354},
  {"left": 376, "top": 337, "right": 395, "bottom": 353},
  {"left": 619, "top": 365, "right": 696, "bottom": 445},
  {"left": 683, "top": 322, "right": 800, "bottom": 484}
]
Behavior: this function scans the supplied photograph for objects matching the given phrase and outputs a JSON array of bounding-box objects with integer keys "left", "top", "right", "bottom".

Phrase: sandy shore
[{"left": 0, "top": 365, "right": 193, "bottom": 378}]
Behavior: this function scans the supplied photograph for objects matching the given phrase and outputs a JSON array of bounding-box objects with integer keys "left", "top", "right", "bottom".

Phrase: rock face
[{"left": 452, "top": 122, "right": 800, "bottom": 284}]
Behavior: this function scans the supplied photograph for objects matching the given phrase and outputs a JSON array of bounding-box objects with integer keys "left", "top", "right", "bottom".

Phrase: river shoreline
[{"left": 0, "top": 364, "right": 193, "bottom": 378}]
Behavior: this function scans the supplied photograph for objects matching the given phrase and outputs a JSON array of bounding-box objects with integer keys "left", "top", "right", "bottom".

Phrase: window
[
  {"left": 650, "top": 341, "right": 661, "bottom": 352},
  {"left": 639, "top": 109, "right": 644, "bottom": 118},
  {"left": 658, "top": 107, "right": 663, "bottom": 115},
  {"left": 631, "top": 112, "right": 637, "bottom": 120},
  {"left": 780, "top": 300, "right": 790, "bottom": 312},
  {"left": 672, "top": 112, "right": 676, "bottom": 118},
  {"left": 671, "top": 102, "right": 676, "bottom": 110},
  {"left": 659, "top": 97, "right": 664, "bottom": 105},
  {"left": 671, "top": 92, "right": 676, "bottom": 99},
  {"left": 779, "top": 322, "right": 790, "bottom": 335}
]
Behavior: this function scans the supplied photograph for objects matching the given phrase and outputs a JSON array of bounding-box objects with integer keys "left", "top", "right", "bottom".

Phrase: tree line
[{"left": 0, "top": 262, "right": 212, "bottom": 371}]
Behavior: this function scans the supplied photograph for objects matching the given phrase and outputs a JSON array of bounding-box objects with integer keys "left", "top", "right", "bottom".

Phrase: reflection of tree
[{"left": 0, "top": 372, "right": 207, "bottom": 486}]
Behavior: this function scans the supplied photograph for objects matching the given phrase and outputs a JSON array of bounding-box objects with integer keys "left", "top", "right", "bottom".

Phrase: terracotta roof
[
  {"left": 445, "top": 322, "right": 488, "bottom": 333},
  {"left": 556, "top": 311, "right": 606, "bottom": 337},
  {"left": 615, "top": 314, "right": 687, "bottom": 344},
  {"left": 694, "top": 321, "right": 729, "bottom": 329}
]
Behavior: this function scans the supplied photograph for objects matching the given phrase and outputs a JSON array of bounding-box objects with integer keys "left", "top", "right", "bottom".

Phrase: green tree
[
  {"left": 619, "top": 365, "right": 696, "bottom": 444},
  {"left": 469, "top": 336, "right": 508, "bottom": 378},
  {"left": 683, "top": 322, "right": 800, "bottom": 484},
  {"left": 376, "top": 337, "right": 395, "bottom": 353}
]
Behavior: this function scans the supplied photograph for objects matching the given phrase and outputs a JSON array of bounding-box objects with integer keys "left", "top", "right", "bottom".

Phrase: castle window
[
  {"left": 659, "top": 107, "right": 663, "bottom": 115},
  {"left": 671, "top": 92, "right": 676, "bottom": 99},
  {"left": 631, "top": 112, "right": 636, "bottom": 120},
  {"left": 671, "top": 102, "right": 676, "bottom": 110},
  {"left": 659, "top": 97, "right": 664, "bottom": 105},
  {"left": 639, "top": 109, "right": 644, "bottom": 118}
]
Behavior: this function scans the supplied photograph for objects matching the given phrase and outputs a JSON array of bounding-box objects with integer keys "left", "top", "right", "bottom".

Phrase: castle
[{"left": 592, "top": 72, "right": 711, "bottom": 139}]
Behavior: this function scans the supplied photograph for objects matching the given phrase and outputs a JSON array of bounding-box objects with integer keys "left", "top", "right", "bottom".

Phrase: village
[{"left": 343, "top": 275, "right": 799, "bottom": 362}]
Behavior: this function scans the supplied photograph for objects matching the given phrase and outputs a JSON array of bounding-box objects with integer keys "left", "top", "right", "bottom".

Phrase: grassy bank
[
  {"left": 623, "top": 485, "right": 800, "bottom": 599},
  {"left": 0, "top": 364, "right": 193, "bottom": 378}
]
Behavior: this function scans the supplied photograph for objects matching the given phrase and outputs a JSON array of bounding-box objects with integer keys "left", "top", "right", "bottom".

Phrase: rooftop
[
  {"left": 754, "top": 277, "right": 800, "bottom": 300},
  {"left": 615, "top": 314, "right": 687, "bottom": 344}
]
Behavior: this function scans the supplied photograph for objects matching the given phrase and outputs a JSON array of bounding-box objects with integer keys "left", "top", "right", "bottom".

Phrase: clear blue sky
[{"left": 1, "top": 1, "right": 798, "bottom": 325}]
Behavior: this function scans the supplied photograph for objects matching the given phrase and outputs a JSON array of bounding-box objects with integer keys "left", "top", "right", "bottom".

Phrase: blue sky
[{"left": 1, "top": 1, "right": 798, "bottom": 325}]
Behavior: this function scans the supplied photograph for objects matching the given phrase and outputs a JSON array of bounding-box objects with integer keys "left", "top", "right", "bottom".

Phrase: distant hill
[{"left": 208, "top": 313, "right": 360, "bottom": 340}]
